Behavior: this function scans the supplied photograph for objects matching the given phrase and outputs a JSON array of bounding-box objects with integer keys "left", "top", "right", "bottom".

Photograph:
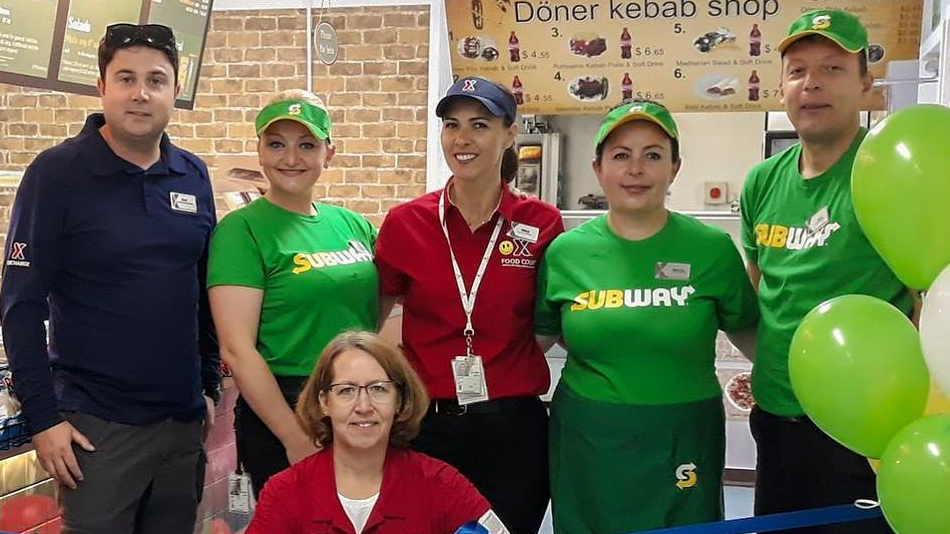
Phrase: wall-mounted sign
[
  {"left": 0, "top": 0, "right": 214, "bottom": 109},
  {"left": 447, "top": 0, "right": 923, "bottom": 114},
  {"left": 315, "top": 21, "right": 339, "bottom": 65}
]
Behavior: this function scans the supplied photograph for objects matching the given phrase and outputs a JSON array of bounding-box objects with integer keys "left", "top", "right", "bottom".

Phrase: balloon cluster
[{"left": 788, "top": 104, "right": 950, "bottom": 534}]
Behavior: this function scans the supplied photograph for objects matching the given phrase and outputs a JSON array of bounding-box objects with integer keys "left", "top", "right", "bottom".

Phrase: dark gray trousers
[{"left": 60, "top": 412, "right": 204, "bottom": 534}]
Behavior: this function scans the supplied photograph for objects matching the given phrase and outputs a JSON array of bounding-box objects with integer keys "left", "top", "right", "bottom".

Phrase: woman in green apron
[{"left": 535, "top": 100, "right": 759, "bottom": 534}]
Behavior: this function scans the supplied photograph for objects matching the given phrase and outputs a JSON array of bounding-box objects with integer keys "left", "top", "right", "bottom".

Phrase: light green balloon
[
  {"left": 852, "top": 104, "right": 950, "bottom": 290},
  {"left": 878, "top": 415, "right": 950, "bottom": 534},
  {"left": 790, "top": 295, "right": 930, "bottom": 458}
]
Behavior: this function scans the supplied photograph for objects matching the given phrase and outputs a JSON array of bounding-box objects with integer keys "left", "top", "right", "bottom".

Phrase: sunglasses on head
[{"left": 105, "top": 23, "right": 176, "bottom": 50}]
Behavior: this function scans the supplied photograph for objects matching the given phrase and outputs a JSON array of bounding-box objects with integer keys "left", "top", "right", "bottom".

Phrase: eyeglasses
[
  {"left": 326, "top": 380, "right": 399, "bottom": 404},
  {"left": 105, "top": 23, "right": 176, "bottom": 51}
]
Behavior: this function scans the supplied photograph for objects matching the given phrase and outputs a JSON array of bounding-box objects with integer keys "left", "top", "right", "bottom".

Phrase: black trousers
[
  {"left": 234, "top": 376, "right": 307, "bottom": 499},
  {"left": 750, "top": 406, "right": 893, "bottom": 534},
  {"left": 413, "top": 397, "right": 550, "bottom": 534}
]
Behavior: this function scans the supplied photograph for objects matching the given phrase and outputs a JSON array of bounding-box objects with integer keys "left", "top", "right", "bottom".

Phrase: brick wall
[{"left": 0, "top": 5, "right": 432, "bottom": 228}]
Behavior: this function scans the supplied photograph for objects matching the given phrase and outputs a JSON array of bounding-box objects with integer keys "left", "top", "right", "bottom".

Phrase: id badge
[
  {"left": 227, "top": 473, "right": 253, "bottom": 514},
  {"left": 452, "top": 355, "right": 489, "bottom": 405}
]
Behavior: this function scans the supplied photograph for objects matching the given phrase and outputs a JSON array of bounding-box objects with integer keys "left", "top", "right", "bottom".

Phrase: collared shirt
[
  {"left": 375, "top": 180, "right": 563, "bottom": 400},
  {"left": 0, "top": 113, "right": 220, "bottom": 432},
  {"left": 246, "top": 447, "right": 490, "bottom": 534}
]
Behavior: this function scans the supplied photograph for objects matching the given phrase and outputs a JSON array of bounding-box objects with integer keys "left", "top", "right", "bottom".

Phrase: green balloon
[
  {"left": 790, "top": 295, "right": 930, "bottom": 458},
  {"left": 878, "top": 415, "right": 950, "bottom": 534},
  {"left": 853, "top": 104, "right": 950, "bottom": 290}
]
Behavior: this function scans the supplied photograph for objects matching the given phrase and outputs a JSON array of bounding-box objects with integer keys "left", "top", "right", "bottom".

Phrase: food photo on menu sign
[{"left": 446, "top": 0, "right": 923, "bottom": 115}]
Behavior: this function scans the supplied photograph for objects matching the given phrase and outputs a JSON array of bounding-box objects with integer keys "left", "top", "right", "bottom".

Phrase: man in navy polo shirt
[{"left": 0, "top": 23, "right": 219, "bottom": 533}]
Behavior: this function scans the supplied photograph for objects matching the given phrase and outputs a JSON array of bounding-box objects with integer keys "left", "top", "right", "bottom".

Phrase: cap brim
[
  {"left": 257, "top": 116, "right": 330, "bottom": 140},
  {"left": 777, "top": 31, "right": 864, "bottom": 54},
  {"left": 607, "top": 112, "right": 677, "bottom": 141},
  {"left": 436, "top": 94, "right": 510, "bottom": 121}
]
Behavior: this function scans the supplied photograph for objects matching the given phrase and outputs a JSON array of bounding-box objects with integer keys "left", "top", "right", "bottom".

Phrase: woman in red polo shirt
[
  {"left": 374, "top": 77, "right": 563, "bottom": 534},
  {"left": 247, "top": 331, "right": 508, "bottom": 534}
]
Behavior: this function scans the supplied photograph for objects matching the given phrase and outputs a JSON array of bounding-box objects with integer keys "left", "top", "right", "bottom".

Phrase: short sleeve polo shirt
[{"left": 375, "top": 181, "right": 564, "bottom": 400}]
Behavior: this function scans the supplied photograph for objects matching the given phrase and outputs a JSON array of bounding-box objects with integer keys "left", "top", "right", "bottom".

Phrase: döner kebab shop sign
[{"left": 446, "top": 0, "right": 923, "bottom": 114}]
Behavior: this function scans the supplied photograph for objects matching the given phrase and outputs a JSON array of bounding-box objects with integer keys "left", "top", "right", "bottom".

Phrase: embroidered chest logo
[
  {"left": 292, "top": 240, "right": 373, "bottom": 274},
  {"left": 498, "top": 239, "right": 536, "bottom": 269},
  {"left": 6, "top": 242, "right": 30, "bottom": 268}
]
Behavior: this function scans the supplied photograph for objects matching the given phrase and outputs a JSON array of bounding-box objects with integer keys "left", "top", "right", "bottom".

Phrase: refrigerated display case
[{"left": 514, "top": 133, "right": 562, "bottom": 207}]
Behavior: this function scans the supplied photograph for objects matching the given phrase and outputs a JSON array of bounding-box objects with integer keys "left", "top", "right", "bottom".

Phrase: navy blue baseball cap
[{"left": 436, "top": 77, "right": 517, "bottom": 123}]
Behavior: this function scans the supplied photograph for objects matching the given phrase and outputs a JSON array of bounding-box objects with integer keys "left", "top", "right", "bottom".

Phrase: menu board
[
  {"left": 148, "top": 0, "right": 211, "bottom": 103},
  {"left": 447, "top": 0, "right": 923, "bottom": 114},
  {"left": 0, "top": 0, "right": 58, "bottom": 78},
  {"left": 0, "top": 0, "right": 213, "bottom": 109},
  {"left": 58, "top": 0, "right": 140, "bottom": 86}
]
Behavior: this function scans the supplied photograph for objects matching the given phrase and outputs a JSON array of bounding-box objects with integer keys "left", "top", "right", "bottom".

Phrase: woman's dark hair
[
  {"left": 495, "top": 83, "right": 519, "bottom": 184},
  {"left": 594, "top": 99, "right": 680, "bottom": 164},
  {"left": 501, "top": 146, "right": 518, "bottom": 184}
]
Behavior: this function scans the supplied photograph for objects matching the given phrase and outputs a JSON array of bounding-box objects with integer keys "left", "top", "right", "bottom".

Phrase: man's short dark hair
[
  {"left": 781, "top": 34, "right": 868, "bottom": 77},
  {"left": 98, "top": 24, "right": 179, "bottom": 82}
]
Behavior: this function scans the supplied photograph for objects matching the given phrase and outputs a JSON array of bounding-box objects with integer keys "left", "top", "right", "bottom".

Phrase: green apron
[{"left": 549, "top": 383, "right": 725, "bottom": 534}]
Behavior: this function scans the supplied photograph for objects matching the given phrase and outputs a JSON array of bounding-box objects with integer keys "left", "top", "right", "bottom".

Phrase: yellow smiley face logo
[
  {"left": 811, "top": 15, "right": 832, "bottom": 30},
  {"left": 499, "top": 241, "right": 514, "bottom": 256}
]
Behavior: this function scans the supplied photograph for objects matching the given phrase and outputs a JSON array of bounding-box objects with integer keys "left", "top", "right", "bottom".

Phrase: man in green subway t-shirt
[{"left": 740, "top": 10, "right": 916, "bottom": 534}]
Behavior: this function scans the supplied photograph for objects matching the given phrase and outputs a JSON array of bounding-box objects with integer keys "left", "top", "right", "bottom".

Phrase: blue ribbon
[{"left": 628, "top": 504, "right": 884, "bottom": 534}]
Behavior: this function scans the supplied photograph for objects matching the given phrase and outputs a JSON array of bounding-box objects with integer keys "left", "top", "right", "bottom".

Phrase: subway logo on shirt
[
  {"left": 292, "top": 240, "right": 373, "bottom": 274},
  {"left": 754, "top": 222, "right": 840, "bottom": 250},
  {"left": 570, "top": 286, "right": 695, "bottom": 311}
]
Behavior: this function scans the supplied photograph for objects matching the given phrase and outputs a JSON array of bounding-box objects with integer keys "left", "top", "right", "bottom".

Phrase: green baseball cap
[
  {"left": 255, "top": 99, "right": 332, "bottom": 140},
  {"left": 777, "top": 9, "right": 869, "bottom": 54},
  {"left": 594, "top": 101, "right": 679, "bottom": 148}
]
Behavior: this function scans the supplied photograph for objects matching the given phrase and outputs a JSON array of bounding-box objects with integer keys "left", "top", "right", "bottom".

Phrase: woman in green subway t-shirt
[
  {"left": 535, "top": 100, "right": 759, "bottom": 534},
  {"left": 207, "top": 90, "right": 379, "bottom": 497}
]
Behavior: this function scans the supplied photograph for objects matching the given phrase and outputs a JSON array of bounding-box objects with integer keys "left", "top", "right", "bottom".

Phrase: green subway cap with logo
[
  {"left": 595, "top": 100, "right": 679, "bottom": 148},
  {"left": 777, "top": 9, "right": 869, "bottom": 54},
  {"left": 255, "top": 100, "right": 332, "bottom": 140}
]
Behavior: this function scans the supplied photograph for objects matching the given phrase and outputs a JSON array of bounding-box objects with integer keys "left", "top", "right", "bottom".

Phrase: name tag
[
  {"left": 806, "top": 206, "right": 830, "bottom": 234},
  {"left": 170, "top": 192, "right": 198, "bottom": 214},
  {"left": 508, "top": 222, "right": 539, "bottom": 244},
  {"left": 655, "top": 262, "right": 691, "bottom": 281}
]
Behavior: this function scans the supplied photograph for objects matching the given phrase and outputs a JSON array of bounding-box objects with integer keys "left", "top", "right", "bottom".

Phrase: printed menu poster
[
  {"left": 447, "top": 0, "right": 923, "bottom": 114},
  {"left": 148, "top": 0, "right": 210, "bottom": 102},
  {"left": 0, "top": 0, "right": 58, "bottom": 78},
  {"left": 58, "top": 0, "right": 140, "bottom": 86}
]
